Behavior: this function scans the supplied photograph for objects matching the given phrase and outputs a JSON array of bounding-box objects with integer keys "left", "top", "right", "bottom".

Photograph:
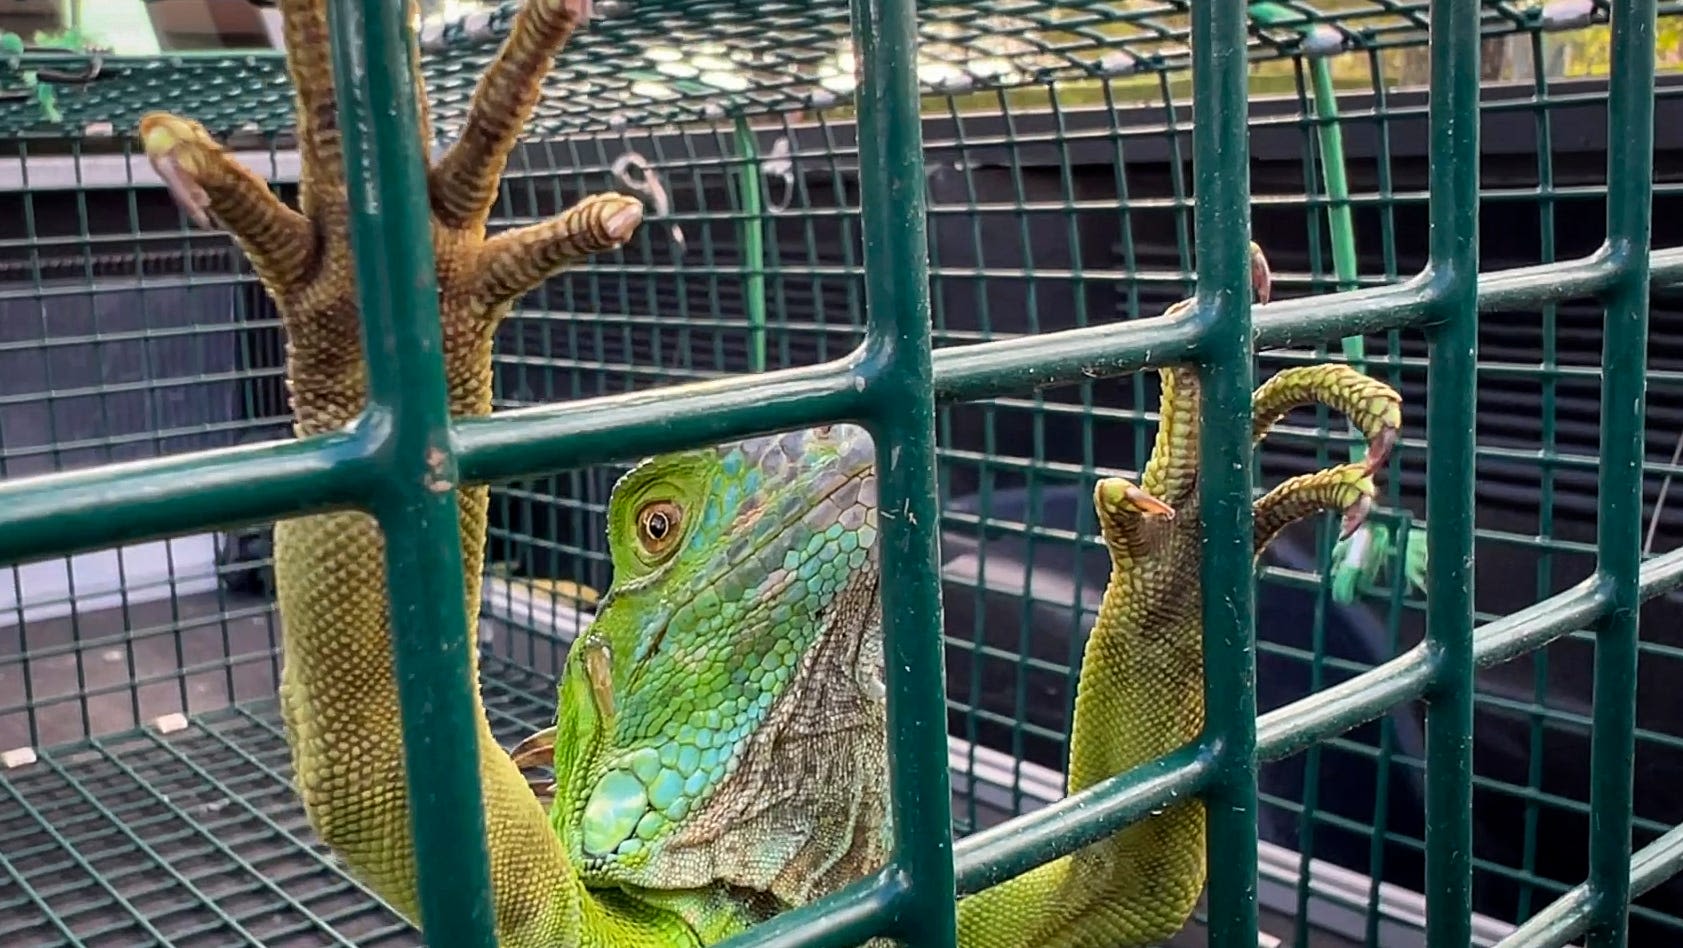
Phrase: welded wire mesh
[{"left": 0, "top": 2, "right": 1679, "bottom": 945}]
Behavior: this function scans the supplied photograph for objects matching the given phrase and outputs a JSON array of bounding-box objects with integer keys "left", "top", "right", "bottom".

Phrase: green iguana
[{"left": 136, "top": 1, "right": 1404, "bottom": 945}]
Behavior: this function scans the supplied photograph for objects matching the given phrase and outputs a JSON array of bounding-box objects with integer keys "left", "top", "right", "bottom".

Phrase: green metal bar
[
  {"left": 1587, "top": 0, "right": 1657, "bottom": 943},
  {"left": 1422, "top": 3, "right": 1481, "bottom": 945},
  {"left": 3, "top": 239, "right": 1676, "bottom": 568},
  {"left": 955, "top": 743, "right": 1216, "bottom": 895},
  {"left": 323, "top": 1, "right": 496, "bottom": 944},
  {"left": 732, "top": 116, "right": 768, "bottom": 374},
  {"left": 1256, "top": 540, "right": 1683, "bottom": 765},
  {"left": 713, "top": 873, "right": 908, "bottom": 948},
  {"left": 850, "top": 0, "right": 956, "bottom": 940},
  {"left": 0, "top": 431, "right": 372, "bottom": 564},
  {"left": 456, "top": 361, "right": 870, "bottom": 484},
  {"left": 1190, "top": 3, "right": 1259, "bottom": 945},
  {"left": 1498, "top": 823, "right": 1683, "bottom": 948}
]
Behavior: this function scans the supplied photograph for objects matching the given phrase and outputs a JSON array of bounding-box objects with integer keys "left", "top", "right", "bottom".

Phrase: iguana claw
[
  {"left": 510, "top": 725, "right": 557, "bottom": 771},
  {"left": 1096, "top": 479, "right": 1176, "bottom": 519},
  {"left": 1340, "top": 492, "right": 1374, "bottom": 540},
  {"left": 1248, "top": 240, "right": 1272, "bottom": 305}
]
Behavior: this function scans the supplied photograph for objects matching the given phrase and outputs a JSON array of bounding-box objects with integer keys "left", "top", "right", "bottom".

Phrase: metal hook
[
  {"left": 611, "top": 150, "right": 686, "bottom": 255},
  {"left": 760, "top": 136, "right": 796, "bottom": 214}
]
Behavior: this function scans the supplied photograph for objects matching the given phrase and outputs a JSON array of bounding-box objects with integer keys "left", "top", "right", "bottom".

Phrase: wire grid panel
[
  {"left": 0, "top": 1, "right": 1676, "bottom": 138},
  {"left": 0, "top": 1, "right": 1678, "bottom": 947}
]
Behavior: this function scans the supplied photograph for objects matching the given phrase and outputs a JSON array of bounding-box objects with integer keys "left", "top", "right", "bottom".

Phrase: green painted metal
[
  {"left": 847, "top": 0, "right": 958, "bottom": 941},
  {"left": 1191, "top": 3, "right": 1262, "bottom": 946},
  {"left": 1421, "top": 3, "right": 1482, "bottom": 947},
  {"left": 730, "top": 116, "right": 768, "bottom": 375},
  {"left": 0, "top": 1, "right": 1680, "bottom": 946},
  {"left": 322, "top": 0, "right": 498, "bottom": 944},
  {"left": 8, "top": 1, "right": 1683, "bottom": 140},
  {"left": 1587, "top": 1, "right": 1658, "bottom": 946}
]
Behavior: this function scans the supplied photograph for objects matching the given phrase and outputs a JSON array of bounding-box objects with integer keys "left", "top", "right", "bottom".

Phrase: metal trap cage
[{"left": 0, "top": 1, "right": 1680, "bottom": 946}]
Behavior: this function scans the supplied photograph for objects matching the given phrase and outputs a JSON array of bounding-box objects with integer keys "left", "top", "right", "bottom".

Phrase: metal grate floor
[
  {"left": 0, "top": 659, "right": 566, "bottom": 948},
  {"left": 0, "top": 643, "right": 1342, "bottom": 948}
]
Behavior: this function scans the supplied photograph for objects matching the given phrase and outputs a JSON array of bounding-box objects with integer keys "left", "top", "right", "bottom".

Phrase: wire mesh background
[{"left": 2, "top": 3, "right": 1682, "bottom": 946}]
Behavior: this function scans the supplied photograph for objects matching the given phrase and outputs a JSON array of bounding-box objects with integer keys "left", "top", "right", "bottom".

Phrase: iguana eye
[{"left": 635, "top": 501, "right": 683, "bottom": 555}]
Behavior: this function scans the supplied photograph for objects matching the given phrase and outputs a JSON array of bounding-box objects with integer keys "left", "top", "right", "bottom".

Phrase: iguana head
[{"left": 545, "top": 423, "right": 888, "bottom": 912}]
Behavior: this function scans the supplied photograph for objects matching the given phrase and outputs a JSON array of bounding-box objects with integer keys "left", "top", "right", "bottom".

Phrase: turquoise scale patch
[
  {"left": 676, "top": 744, "right": 701, "bottom": 775},
  {"left": 635, "top": 811, "right": 666, "bottom": 841},
  {"left": 699, "top": 746, "right": 722, "bottom": 773},
  {"left": 627, "top": 747, "right": 661, "bottom": 783},
  {"left": 648, "top": 769, "right": 685, "bottom": 811},
  {"left": 582, "top": 769, "right": 649, "bottom": 856}
]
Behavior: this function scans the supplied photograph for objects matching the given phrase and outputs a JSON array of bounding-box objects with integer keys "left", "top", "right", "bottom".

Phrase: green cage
[{"left": 0, "top": 1, "right": 1680, "bottom": 946}]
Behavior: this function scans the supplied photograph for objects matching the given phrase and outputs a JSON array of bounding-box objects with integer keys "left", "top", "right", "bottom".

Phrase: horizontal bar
[
  {"left": 1256, "top": 643, "right": 1437, "bottom": 765},
  {"left": 455, "top": 360, "right": 869, "bottom": 483},
  {"left": 1476, "top": 250, "right": 1623, "bottom": 311},
  {"left": 714, "top": 871, "right": 906, "bottom": 948},
  {"left": 1255, "top": 273, "right": 1436, "bottom": 348},
  {"left": 5, "top": 246, "right": 1681, "bottom": 563},
  {"left": 461, "top": 245, "right": 1682, "bottom": 485},
  {"left": 1653, "top": 245, "right": 1683, "bottom": 285},
  {"left": 953, "top": 741, "right": 1215, "bottom": 896},
  {"left": 1257, "top": 545, "right": 1683, "bottom": 765},
  {"left": 0, "top": 429, "right": 374, "bottom": 566},
  {"left": 932, "top": 310, "right": 1201, "bottom": 402},
  {"left": 1494, "top": 822, "right": 1683, "bottom": 948}
]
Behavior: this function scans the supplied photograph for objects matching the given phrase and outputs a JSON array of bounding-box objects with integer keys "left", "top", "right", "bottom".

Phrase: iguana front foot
[{"left": 137, "top": 2, "right": 658, "bottom": 942}]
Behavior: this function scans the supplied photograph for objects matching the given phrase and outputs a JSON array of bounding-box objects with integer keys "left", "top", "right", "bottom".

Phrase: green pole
[{"left": 732, "top": 115, "right": 768, "bottom": 373}]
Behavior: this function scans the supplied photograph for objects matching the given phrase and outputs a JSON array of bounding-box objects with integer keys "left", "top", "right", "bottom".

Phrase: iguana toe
[{"left": 1096, "top": 478, "right": 1176, "bottom": 520}]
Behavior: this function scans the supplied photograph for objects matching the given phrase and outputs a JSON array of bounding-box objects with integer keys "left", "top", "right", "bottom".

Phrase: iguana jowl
[{"left": 138, "top": 1, "right": 1405, "bottom": 945}]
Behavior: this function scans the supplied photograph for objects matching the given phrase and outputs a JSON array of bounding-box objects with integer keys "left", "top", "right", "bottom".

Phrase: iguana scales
[{"left": 137, "top": 1, "right": 1404, "bottom": 945}]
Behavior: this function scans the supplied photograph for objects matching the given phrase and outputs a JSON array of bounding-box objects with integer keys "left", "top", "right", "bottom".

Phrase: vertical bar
[
  {"left": 324, "top": 2, "right": 497, "bottom": 945},
  {"left": 1191, "top": 2, "right": 1259, "bottom": 945},
  {"left": 1422, "top": 2, "right": 1480, "bottom": 946},
  {"left": 851, "top": 0, "right": 957, "bottom": 942},
  {"left": 1588, "top": 0, "right": 1657, "bottom": 944}
]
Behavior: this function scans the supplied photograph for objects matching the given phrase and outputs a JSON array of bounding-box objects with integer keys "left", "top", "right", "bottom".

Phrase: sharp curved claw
[
  {"left": 1097, "top": 478, "right": 1177, "bottom": 520},
  {"left": 1124, "top": 483, "right": 1176, "bottom": 519},
  {"left": 1364, "top": 426, "right": 1398, "bottom": 475},
  {"left": 1339, "top": 493, "right": 1374, "bottom": 541},
  {"left": 509, "top": 725, "right": 557, "bottom": 770},
  {"left": 1248, "top": 240, "right": 1272, "bottom": 305}
]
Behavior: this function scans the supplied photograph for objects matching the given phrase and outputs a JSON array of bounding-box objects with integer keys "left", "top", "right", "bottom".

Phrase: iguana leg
[
  {"left": 957, "top": 243, "right": 1402, "bottom": 948},
  {"left": 138, "top": 2, "right": 654, "bottom": 944}
]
